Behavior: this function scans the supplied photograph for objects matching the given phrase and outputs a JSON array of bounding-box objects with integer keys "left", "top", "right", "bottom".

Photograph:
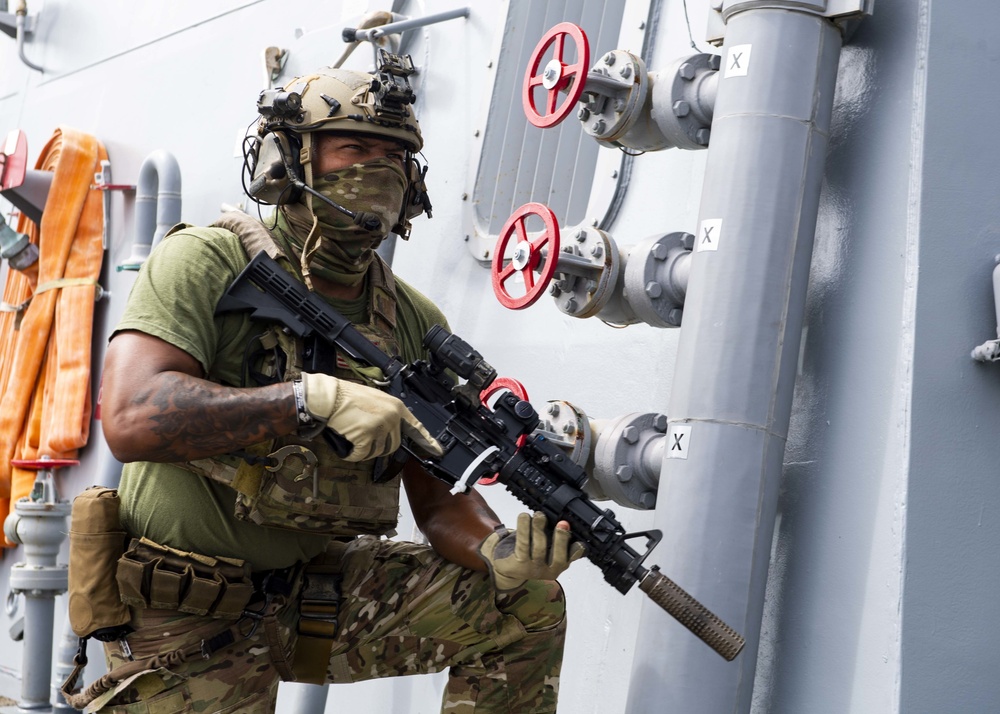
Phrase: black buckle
[{"left": 298, "top": 569, "right": 342, "bottom": 635}]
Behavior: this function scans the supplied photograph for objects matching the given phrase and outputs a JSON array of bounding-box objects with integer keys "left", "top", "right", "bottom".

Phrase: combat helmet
[{"left": 244, "top": 50, "right": 431, "bottom": 238}]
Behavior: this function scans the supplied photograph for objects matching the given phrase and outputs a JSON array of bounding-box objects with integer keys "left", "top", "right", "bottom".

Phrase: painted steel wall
[{"left": 0, "top": 1, "right": 996, "bottom": 712}]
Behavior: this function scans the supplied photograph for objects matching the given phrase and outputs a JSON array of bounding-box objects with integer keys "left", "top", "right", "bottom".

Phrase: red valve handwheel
[
  {"left": 480, "top": 377, "right": 529, "bottom": 405},
  {"left": 522, "top": 22, "right": 591, "bottom": 128},
  {"left": 0, "top": 130, "right": 28, "bottom": 191},
  {"left": 478, "top": 378, "right": 531, "bottom": 485},
  {"left": 492, "top": 202, "right": 561, "bottom": 310},
  {"left": 11, "top": 459, "right": 80, "bottom": 470}
]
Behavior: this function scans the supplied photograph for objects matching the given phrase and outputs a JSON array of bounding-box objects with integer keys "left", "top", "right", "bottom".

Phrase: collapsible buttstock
[{"left": 638, "top": 569, "right": 745, "bottom": 661}]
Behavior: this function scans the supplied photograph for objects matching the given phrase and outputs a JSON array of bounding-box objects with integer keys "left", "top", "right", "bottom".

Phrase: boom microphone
[{"left": 296, "top": 181, "right": 383, "bottom": 233}]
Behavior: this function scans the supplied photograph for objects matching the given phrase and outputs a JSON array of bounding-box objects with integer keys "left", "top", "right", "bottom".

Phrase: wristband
[{"left": 291, "top": 379, "right": 318, "bottom": 432}]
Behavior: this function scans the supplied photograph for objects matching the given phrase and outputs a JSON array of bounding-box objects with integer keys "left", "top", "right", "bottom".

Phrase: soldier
[{"left": 93, "top": 56, "right": 583, "bottom": 713}]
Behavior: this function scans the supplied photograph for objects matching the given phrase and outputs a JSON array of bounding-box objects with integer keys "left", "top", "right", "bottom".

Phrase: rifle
[{"left": 217, "top": 251, "right": 746, "bottom": 661}]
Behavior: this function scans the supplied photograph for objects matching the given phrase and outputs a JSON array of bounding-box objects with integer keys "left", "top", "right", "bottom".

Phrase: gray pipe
[
  {"left": 4, "top": 469, "right": 72, "bottom": 712},
  {"left": 345, "top": 7, "right": 469, "bottom": 41},
  {"left": 279, "top": 683, "right": 331, "bottom": 712},
  {"left": 119, "top": 150, "right": 181, "bottom": 271},
  {"left": 50, "top": 623, "right": 80, "bottom": 712},
  {"left": 20, "top": 595, "right": 57, "bottom": 710},
  {"left": 15, "top": 9, "right": 42, "bottom": 73},
  {"left": 627, "top": 7, "right": 843, "bottom": 713}
]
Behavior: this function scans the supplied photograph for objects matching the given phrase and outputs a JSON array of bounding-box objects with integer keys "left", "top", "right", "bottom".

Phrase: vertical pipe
[
  {"left": 279, "top": 683, "right": 331, "bottom": 712},
  {"left": 50, "top": 622, "right": 80, "bottom": 712},
  {"left": 5, "top": 474, "right": 71, "bottom": 712},
  {"left": 991, "top": 259, "right": 1000, "bottom": 337},
  {"left": 20, "top": 595, "right": 55, "bottom": 710},
  {"left": 627, "top": 8, "right": 843, "bottom": 713}
]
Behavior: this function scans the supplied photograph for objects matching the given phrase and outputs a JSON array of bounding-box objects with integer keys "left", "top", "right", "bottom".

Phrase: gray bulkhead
[{"left": 0, "top": 1, "right": 997, "bottom": 712}]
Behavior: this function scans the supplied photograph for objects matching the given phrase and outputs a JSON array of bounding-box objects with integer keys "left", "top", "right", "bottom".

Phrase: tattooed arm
[
  {"left": 101, "top": 330, "right": 298, "bottom": 463},
  {"left": 403, "top": 460, "right": 502, "bottom": 571}
]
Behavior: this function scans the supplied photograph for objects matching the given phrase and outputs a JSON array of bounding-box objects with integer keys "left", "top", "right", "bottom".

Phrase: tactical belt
[
  {"left": 60, "top": 614, "right": 248, "bottom": 710},
  {"left": 61, "top": 556, "right": 299, "bottom": 709}
]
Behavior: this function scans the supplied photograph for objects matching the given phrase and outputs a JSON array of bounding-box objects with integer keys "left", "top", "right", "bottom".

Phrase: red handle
[
  {"left": 491, "top": 202, "right": 561, "bottom": 310},
  {"left": 0, "top": 129, "right": 28, "bottom": 190},
  {"left": 477, "top": 378, "right": 530, "bottom": 485},
  {"left": 480, "top": 377, "right": 529, "bottom": 404},
  {"left": 522, "top": 22, "right": 591, "bottom": 129},
  {"left": 11, "top": 459, "right": 80, "bottom": 470}
]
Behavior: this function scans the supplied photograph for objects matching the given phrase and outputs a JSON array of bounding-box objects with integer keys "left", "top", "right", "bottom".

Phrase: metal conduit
[{"left": 627, "top": 7, "right": 843, "bottom": 713}]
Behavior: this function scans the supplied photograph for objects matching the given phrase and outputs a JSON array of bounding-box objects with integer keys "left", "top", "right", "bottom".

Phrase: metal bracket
[
  {"left": 0, "top": 10, "right": 33, "bottom": 39},
  {"left": 262, "top": 46, "right": 287, "bottom": 89},
  {"left": 92, "top": 160, "right": 135, "bottom": 251}
]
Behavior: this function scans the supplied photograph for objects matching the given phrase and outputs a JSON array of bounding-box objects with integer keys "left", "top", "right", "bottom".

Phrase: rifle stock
[{"left": 217, "top": 252, "right": 746, "bottom": 661}]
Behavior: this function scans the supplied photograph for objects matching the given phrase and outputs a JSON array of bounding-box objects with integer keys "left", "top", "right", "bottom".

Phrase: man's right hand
[{"left": 300, "top": 372, "right": 443, "bottom": 463}]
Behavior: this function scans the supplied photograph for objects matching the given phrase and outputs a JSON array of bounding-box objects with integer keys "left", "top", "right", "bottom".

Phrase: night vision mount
[{"left": 370, "top": 49, "right": 417, "bottom": 123}]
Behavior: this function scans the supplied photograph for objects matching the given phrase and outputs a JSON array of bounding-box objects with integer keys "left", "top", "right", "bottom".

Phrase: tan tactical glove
[
  {"left": 478, "top": 511, "right": 587, "bottom": 591},
  {"left": 300, "top": 372, "right": 443, "bottom": 463}
]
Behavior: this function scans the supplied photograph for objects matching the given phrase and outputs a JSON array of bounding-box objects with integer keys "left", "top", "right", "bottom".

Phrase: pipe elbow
[
  {"left": 129, "top": 150, "right": 182, "bottom": 269},
  {"left": 15, "top": 11, "right": 43, "bottom": 73}
]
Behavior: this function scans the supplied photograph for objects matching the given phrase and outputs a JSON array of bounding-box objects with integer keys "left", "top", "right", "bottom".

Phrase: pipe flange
[
  {"left": 593, "top": 412, "right": 667, "bottom": 510},
  {"left": 623, "top": 232, "right": 694, "bottom": 328},
  {"left": 550, "top": 227, "right": 620, "bottom": 318},
  {"left": 717, "top": 0, "right": 874, "bottom": 22},
  {"left": 537, "top": 400, "right": 593, "bottom": 467},
  {"left": 537, "top": 400, "right": 607, "bottom": 500},
  {"left": 594, "top": 242, "right": 640, "bottom": 327},
  {"left": 650, "top": 53, "right": 720, "bottom": 151},
  {"left": 10, "top": 499, "right": 72, "bottom": 516},
  {"left": 579, "top": 50, "right": 649, "bottom": 145},
  {"left": 9, "top": 563, "right": 68, "bottom": 594}
]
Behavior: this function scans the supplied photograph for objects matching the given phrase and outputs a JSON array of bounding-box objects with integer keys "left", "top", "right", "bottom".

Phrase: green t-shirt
[{"left": 114, "top": 226, "right": 449, "bottom": 570}]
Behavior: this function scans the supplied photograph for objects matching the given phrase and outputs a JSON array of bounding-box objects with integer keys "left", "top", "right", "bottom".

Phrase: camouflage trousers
[{"left": 93, "top": 536, "right": 567, "bottom": 713}]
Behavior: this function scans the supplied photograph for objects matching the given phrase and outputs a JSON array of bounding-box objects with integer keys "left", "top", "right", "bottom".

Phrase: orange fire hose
[{"left": 0, "top": 127, "right": 107, "bottom": 545}]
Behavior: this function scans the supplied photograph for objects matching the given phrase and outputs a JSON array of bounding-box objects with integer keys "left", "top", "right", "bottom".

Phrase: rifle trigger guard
[{"left": 449, "top": 445, "right": 499, "bottom": 494}]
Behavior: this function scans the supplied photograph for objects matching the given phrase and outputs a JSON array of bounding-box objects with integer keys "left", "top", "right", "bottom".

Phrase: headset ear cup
[
  {"left": 248, "top": 131, "right": 302, "bottom": 205},
  {"left": 392, "top": 157, "right": 431, "bottom": 237},
  {"left": 389, "top": 159, "right": 417, "bottom": 239}
]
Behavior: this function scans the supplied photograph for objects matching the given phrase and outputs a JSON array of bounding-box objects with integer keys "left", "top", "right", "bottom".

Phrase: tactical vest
[{"left": 176, "top": 212, "right": 403, "bottom": 537}]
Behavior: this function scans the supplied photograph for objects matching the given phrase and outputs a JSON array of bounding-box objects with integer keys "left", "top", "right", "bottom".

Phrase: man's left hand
[{"left": 478, "top": 512, "right": 586, "bottom": 591}]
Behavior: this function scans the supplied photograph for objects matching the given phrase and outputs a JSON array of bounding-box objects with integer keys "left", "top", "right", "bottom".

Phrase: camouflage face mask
[
  {"left": 317, "top": 157, "right": 405, "bottom": 230},
  {"left": 281, "top": 159, "right": 406, "bottom": 285},
  {"left": 281, "top": 158, "right": 408, "bottom": 286}
]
